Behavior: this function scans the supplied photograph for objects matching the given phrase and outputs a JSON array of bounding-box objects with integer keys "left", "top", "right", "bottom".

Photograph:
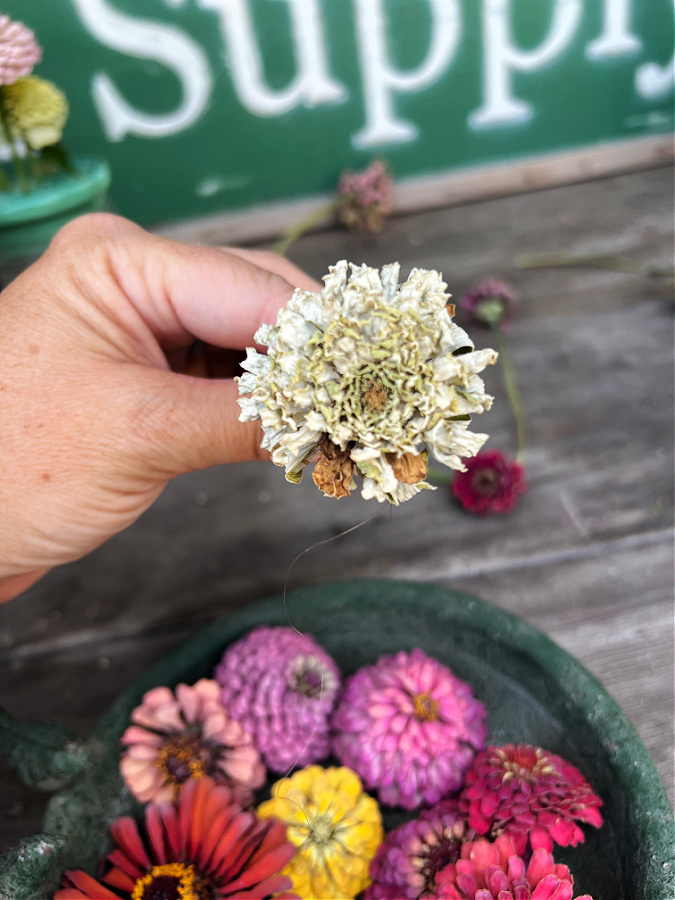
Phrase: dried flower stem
[
  {"left": 0, "top": 88, "right": 29, "bottom": 192},
  {"left": 274, "top": 198, "right": 342, "bottom": 255},
  {"left": 515, "top": 251, "right": 674, "bottom": 279},
  {"left": 499, "top": 333, "right": 526, "bottom": 463}
]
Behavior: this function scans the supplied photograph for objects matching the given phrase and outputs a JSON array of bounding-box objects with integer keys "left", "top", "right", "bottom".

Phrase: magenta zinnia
[
  {"left": 365, "top": 800, "right": 475, "bottom": 899},
  {"left": 459, "top": 744, "right": 603, "bottom": 855},
  {"left": 452, "top": 450, "right": 526, "bottom": 516},
  {"left": 54, "top": 776, "right": 298, "bottom": 900},
  {"left": 432, "top": 834, "right": 593, "bottom": 899},
  {"left": 120, "top": 679, "right": 265, "bottom": 806},
  {"left": 332, "top": 649, "right": 487, "bottom": 809},
  {"left": 0, "top": 15, "right": 41, "bottom": 86},
  {"left": 215, "top": 627, "right": 341, "bottom": 773}
]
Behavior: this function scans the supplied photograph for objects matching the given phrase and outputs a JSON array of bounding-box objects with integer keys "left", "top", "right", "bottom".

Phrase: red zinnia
[
  {"left": 54, "top": 776, "right": 298, "bottom": 900},
  {"left": 458, "top": 744, "right": 603, "bottom": 855},
  {"left": 433, "top": 834, "right": 593, "bottom": 899},
  {"left": 452, "top": 450, "right": 525, "bottom": 516}
]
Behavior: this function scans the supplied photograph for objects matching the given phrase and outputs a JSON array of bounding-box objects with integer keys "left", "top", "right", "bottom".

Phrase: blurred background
[{"left": 0, "top": 0, "right": 673, "bottom": 857}]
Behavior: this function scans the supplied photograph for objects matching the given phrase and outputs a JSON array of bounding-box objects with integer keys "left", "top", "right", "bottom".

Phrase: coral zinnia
[
  {"left": 451, "top": 450, "right": 525, "bottom": 516},
  {"left": 365, "top": 800, "right": 475, "bottom": 899},
  {"left": 216, "top": 626, "right": 341, "bottom": 773},
  {"left": 337, "top": 159, "right": 394, "bottom": 233},
  {"left": 432, "top": 834, "right": 593, "bottom": 899},
  {"left": 332, "top": 649, "right": 487, "bottom": 809},
  {"left": 258, "top": 765, "right": 383, "bottom": 900},
  {"left": 459, "top": 744, "right": 603, "bottom": 855},
  {"left": 54, "top": 776, "right": 298, "bottom": 899},
  {"left": 237, "top": 261, "right": 497, "bottom": 504},
  {"left": 0, "top": 15, "right": 41, "bottom": 86},
  {"left": 460, "top": 279, "right": 517, "bottom": 331},
  {"left": 120, "top": 679, "right": 265, "bottom": 806}
]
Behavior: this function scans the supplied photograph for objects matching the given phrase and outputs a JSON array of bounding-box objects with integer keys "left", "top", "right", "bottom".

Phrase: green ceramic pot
[
  {"left": 0, "top": 580, "right": 672, "bottom": 899},
  {"left": 0, "top": 157, "right": 111, "bottom": 260}
]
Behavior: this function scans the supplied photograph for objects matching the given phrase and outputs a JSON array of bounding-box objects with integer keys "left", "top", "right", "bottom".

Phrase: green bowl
[
  {"left": 0, "top": 157, "right": 111, "bottom": 259},
  {"left": 1, "top": 580, "right": 672, "bottom": 899}
]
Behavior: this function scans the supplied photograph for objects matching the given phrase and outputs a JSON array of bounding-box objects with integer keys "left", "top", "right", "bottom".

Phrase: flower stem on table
[
  {"left": 499, "top": 332, "right": 526, "bottom": 463},
  {"left": 274, "top": 198, "right": 342, "bottom": 255},
  {"left": 515, "top": 251, "right": 675, "bottom": 280}
]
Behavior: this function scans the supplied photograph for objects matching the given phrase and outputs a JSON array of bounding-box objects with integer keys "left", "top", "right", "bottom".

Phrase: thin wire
[{"left": 282, "top": 511, "right": 382, "bottom": 634}]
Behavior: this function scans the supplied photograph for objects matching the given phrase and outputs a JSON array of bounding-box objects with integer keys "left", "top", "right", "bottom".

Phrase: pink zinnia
[
  {"left": 54, "top": 776, "right": 298, "bottom": 899},
  {"left": 216, "top": 626, "right": 341, "bottom": 773},
  {"left": 337, "top": 159, "right": 394, "bottom": 233},
  {"left": 0, "top": 15, "right": 41, "bottom": 86},
  {"left": 366, "top": 800, "right": 476, "bottom": 899},
  {"left": 452, "top": 450, "right": 526, "bottom": 516},
  {"left": 459, "top": 744, "right": 603, "bottom": 855},
  {"left": 460, "top": 279, "right": 517, "bottom": 331},
  {"left": 332, "top": 649, "right": 487, "bottom": 809},
  {"left": 120, "top": 679, "right": 265, "bottom": 807},
  {"left": 432, "top": 834, "right": 593, "bottom": 899}
]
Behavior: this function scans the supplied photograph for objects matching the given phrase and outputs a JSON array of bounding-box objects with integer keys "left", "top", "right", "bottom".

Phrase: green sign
[{"left": 4, "top": 0, "right": 673, "bottom": 227}]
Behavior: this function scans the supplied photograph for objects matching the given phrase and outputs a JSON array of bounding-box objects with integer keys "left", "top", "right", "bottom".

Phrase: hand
[{"left": 0, "top": 214, "right": 319, "bottom": 601}]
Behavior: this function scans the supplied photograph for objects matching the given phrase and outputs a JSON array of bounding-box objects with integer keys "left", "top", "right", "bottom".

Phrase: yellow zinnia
[
  {"left": 258, "top": 765, "right": 383, "bottom": 900},
  {"left": 2, "top": 75, "right": 67, "bottom": 148}
]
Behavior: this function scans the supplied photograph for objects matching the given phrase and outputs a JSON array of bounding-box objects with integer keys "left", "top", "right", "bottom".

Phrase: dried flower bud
[
  {"left": 337, "top": 159, "right": 393, "bottom": 233},
  {"left": 0, "top": 16, "right": 41, "bottom": 87}
]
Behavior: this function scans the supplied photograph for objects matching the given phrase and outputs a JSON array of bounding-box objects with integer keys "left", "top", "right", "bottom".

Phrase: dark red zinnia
[
  {"left": 54, "top": 776, "right": 298, "bottom": 899},
  {"left": 458, "top": 744, "right": 604, "bottom": 855},
  {"left": 452, "top": 451, "right": 525, "bottom": 516}
]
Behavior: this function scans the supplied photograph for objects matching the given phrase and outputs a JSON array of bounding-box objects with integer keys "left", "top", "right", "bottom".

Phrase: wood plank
[{"left": 157, "top": 138, "right": 675, "bottom": 246}]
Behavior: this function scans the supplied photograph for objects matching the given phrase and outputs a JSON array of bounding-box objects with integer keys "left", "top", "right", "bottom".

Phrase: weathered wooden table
[{"left": 1, "top": 166, "right": 673, "bottom": 852}]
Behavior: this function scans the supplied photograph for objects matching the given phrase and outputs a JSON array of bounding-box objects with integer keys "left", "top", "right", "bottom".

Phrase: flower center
[
  {"left": 288, "top": 654, "right": 336, "bottom": 699},
  {"left": 132, "top": 863, "right": 214, "bottom": 900},
  {"left": 471, "top": 467, "right": 500, "bottom": 497},
  {"left": 414, "top": 831, "right": 463, "bottom": 894},
  {"left": 157, "top": 731, "right": 214, "bottom": 786},
  {"left": 497, "top": 745, "right": 553, "bottom": 784},
  {"left": 363, "top": 379, "right": 389, "bottom": 411},
  {"left": 412, "top": 692, "right": 439, "bottom": 722},
  {"left": 476, "top": 297, "right": 505, "bottom": 327},
  {"left": 309, "top": 813, "right": 337, "bottom": 846}
]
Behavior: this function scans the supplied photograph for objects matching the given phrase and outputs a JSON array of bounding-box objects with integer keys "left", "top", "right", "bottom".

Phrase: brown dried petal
[
  {"left": 313, "top": 439, "right": 355, "bottom": 499},
  {"left": 386, "top": 451, "right": 428, "bottom": 485}
]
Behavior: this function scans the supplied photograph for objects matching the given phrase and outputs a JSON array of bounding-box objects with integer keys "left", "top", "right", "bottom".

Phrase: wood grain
[{"left": 0, "top": 167, "right": 672, "bottom": 853}]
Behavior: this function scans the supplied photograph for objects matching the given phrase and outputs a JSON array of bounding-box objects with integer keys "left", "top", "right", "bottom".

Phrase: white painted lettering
[
  {"left": 71, "top": 0, "right": 212, "bottom": 141},
  {"left": 635, "top": 0, "right": 675, "bottom": 98},
  {"left": 470, "top": 0, "right": 582, "bottom": 129},
  {"left": 198, "top": 0, "right": 346, "bottom": 116},
  {"left": 352, "top": 0, "right": 460, "bottom": 148},
  {"left": 586, "top": 0, "right": 641, "bottom": 59}
]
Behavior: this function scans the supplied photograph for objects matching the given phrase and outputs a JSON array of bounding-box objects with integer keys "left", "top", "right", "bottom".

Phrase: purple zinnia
[
  {"left": 461, "top": 279, "right": 517, "bottom": 331},
  {"left": 215, "top": 626, "right": 341, "bottom": 773},
  {"left": 0, "top": 16, "right": 41, "bottom": 86},
  {"left": 365, "top": 800, "right": 476, "bottom": 899},
  {"left": 332, "top": 649, "right": 487, "bottom": 809}
]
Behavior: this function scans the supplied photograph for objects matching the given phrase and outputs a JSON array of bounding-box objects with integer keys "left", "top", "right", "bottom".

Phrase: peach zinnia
[{"left": 120, "top": 679, "right": 265, "bottom": 806}]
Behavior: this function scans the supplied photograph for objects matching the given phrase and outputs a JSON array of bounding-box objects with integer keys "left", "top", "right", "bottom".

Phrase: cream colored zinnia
[
  {"left": 2, "top": 75, "right": 67, "bottom": 148},
  {"left": 238, "top": 260, "right": 498, "bottom": 504}
]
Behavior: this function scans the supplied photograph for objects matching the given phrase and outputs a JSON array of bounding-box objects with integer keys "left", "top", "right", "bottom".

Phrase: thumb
[{"left": 127, "top": 368, "right": 267, "bottom": 476}]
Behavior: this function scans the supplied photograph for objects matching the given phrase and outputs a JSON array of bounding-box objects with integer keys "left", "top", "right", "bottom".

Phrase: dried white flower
[{"left": 237, "top": 261, "right": 497, "bottom": 504}]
